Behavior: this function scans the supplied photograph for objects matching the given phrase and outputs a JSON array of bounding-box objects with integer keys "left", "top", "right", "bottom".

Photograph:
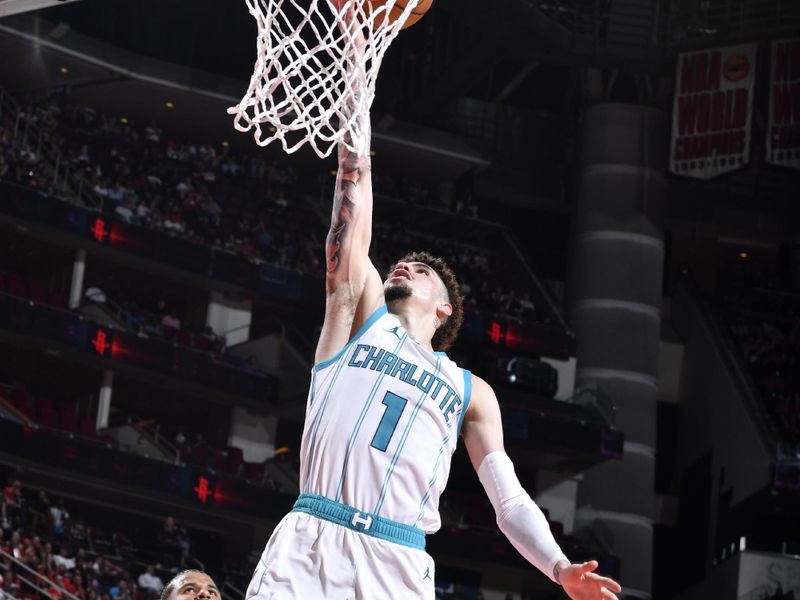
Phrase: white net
[{"left": 228, "top": 0, "right": 421, "bottom": 158}]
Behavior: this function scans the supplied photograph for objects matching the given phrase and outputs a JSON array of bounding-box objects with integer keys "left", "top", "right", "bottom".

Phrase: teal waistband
[{"left": 292, "top": 493, "right": 426, "bottom": 550}]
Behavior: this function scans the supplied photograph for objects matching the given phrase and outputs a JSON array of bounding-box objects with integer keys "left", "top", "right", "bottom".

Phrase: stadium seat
[
  {"left": 49, "top": 291, "right": 67, "bottom": 309},
  {"left": 113, "top": 531, "right": 139, "bottom": 560},
  {"left": 58, "top": 401, "right": 79, "bottom": 433},
  {"left": 243, "top": 461, "right": 265, "bottom": 485},
  {"left": 210, "top": 450, "right": 228, "bottom": 472},
  {"left": 28, "top": 280, "right": 47, "bottom": 304},
  {"left": 226, "top": 446, "right": 244, "bottom": 474},
  {"left": 87, "top": 526, "right": 116, "bottom": 556},
  {"left": 10, "top": 389, "right": 36, "bottom": 419},
  {"left": 37, "top": 404, "right": 60, "bottom": 429},
  {"left": 79, "top": 417, "right": 98, "bottom": 438},
  {"left": 7, "top": 272, "right": 27, "bottom": 297}
]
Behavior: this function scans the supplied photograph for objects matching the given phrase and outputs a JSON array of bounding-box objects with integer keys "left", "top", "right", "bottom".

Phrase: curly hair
[{"left": 391, "top": 251, "right": 464, "bottom": 352}]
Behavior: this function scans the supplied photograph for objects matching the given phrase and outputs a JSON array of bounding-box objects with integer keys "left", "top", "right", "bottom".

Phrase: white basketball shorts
[{"left": 246, "top": 495, "right": 436, "bottom": 600}]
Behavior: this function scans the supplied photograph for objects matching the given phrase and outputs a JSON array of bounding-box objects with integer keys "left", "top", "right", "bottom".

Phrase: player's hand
[{"left": 557, "top": 560, "right": 622, "bottom": 600}]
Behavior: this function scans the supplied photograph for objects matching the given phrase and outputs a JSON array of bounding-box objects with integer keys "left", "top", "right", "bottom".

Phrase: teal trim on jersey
[
  {"left": 307, "top": 370, "right": 317, "bottom": 409},
  {"left": 335, "top": 332, "right": 409, "bottom": 502},
  {"left": 415, "top": 430, "right": 452, "bottom": 526},
  {"left": 252, "top": 556, "right": 268, "bottom": 597},
  {"left": 313, "top": 304, "right": 388, "bottom": 372},
  {"left": 373, "top": 358, "right": 442, "bottom": 515},
  {"left": 304, "top": 349, "right": 351, "bottom": 492},
  {"left": 457, "top": 369, "right": 473, "bottom": 437},
  {"left": 293, "top": 493, "right": 426, "bottom": 550},
  {"left": 433, "top": 351, "right": 448, "bottom": 357}
]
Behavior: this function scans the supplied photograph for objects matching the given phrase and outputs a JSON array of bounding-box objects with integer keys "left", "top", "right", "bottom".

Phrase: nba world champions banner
[
  {"left": 767, "top": 38, "right": 800, "bottom": 169},
  {"left": 670, "top": 43, "right": 757, "bottom": 179}
]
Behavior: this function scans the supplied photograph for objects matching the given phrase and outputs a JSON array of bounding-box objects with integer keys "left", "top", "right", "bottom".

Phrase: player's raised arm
[
  {"left": 462, "top": 375, "right": 623, "bottom": 600},
  {"left": 315, "top": 10, "right": 385, "bottom": 366}
]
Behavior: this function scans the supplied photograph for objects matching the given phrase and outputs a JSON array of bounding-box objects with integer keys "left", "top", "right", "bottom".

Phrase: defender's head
[
  {"left": 160, "top": 571, "right": 219, "bottom": 600},
  {"left": 384, "top": 251, "right": 464, "bottom": 351}
]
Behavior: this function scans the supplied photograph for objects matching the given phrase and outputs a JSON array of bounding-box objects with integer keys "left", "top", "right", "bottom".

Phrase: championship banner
[
  {"left": 670, "top": 43, "right": 757, "bottom": 179},
  {"left": 767, "top": 37, "right": 800, "bottom": 169},
  {"left": 738, "top": 551, "right": 800, "bottom": 598}
]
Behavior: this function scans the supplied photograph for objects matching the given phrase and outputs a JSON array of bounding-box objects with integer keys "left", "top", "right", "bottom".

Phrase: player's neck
[{"left": 386, "top": 302, "right": 435, "bottom": 351}]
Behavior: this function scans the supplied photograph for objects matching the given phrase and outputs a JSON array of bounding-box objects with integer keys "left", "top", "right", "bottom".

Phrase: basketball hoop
[{"left": 228, "top": 0, "right": 422, "bottom": 158}]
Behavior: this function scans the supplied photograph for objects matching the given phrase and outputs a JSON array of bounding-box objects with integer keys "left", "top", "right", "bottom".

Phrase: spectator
[
  {"left": 50, "top": 499, "right": 69, "bottom": 536},
  {"left": 53, "top": 546, "right": 75, "bottom": 570},
  {"left": 108, "top": 579, "right": 133, "bottom": 600},
  {"left": 2, "top": 482, "right": 23, "bottom": 529},
  {"left": 137, "top": 566, "right": 163, "bottom": 596}
]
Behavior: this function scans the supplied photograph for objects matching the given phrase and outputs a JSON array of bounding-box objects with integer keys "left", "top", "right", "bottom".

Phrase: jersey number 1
[{"left": 370, "top": 391, "right": 407, "bottom": 452}]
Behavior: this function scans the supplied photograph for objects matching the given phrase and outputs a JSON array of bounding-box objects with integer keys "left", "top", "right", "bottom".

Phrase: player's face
[
  {"left": 384, "top": 261, "right": 444, "bottom": 307},
  {"left": 169, "top": 573, "right": 219, "bottom": 600}
]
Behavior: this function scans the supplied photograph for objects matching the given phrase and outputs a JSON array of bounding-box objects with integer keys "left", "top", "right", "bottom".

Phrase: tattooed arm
[{"left": 314, "top": 126, "right": 385, "bottom": 365}]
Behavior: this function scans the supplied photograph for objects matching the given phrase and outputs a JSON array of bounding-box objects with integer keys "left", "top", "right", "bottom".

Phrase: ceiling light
[
  {"left": 165, "top": 101, "right": 174, "bottom": 109},
  {"left": 120, "top": 117, "right": 128, "bottom": 124},
  {"left": 221, "top": 141, "right": 230, "bottom": 147},
  {"left": 739, "top": 251, "right": 748, "bottom": 259},
  {"left": 59, "top": 67, "right": 69, "bottom": 74}
]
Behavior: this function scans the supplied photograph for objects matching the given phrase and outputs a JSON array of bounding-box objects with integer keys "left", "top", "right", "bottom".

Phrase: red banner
[
  {"left": 767, "top": 37, "right": 800, "bottom": 169},
  {"left": 670, "top": 43, "right": 757, "bottom": 179}
]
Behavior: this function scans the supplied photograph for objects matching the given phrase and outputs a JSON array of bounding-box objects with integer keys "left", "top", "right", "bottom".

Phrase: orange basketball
[
  {"left": 331, "top": 0, "right": 433, "bottom": 30},
  {"left": 378, "top": 0, "right": 433, "bottom": 29}
]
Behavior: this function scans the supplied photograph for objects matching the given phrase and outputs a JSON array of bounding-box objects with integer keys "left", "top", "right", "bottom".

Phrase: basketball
[
  {"left": 378, "top": 0, "right": 433, "bottom": 29},
  {"left": 332, "top": 0, "right": 433, "bottom": 29}
]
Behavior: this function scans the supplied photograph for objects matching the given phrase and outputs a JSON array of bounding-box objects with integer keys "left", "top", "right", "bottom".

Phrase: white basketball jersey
[{"left": 299, "top": 304, "right": 472, "bottom": 534}]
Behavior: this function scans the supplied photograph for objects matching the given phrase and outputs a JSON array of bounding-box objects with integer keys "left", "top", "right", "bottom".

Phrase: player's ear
[{"left": 436, "top": 302, "right": 453, "bottom": 321}]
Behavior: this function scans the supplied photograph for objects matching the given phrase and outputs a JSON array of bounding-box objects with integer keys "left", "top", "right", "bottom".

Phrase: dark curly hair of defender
[{"left": 392, "top": 251, "right": 464, "bottom": 352}]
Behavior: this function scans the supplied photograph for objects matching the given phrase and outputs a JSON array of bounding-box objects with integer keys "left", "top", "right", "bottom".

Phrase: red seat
[
  {"left": 227, "top": 446, "right": 244, "bottom": 473},
  {"left": 243, "top": 461, "right": 265, "bottom": 484},
  {"left": 49, "top": 291, "right": 67, "bottom": 309},
  {"left": 37, "top": 396, "right": 57, "bottom": 414},
  {"left": 79, "top": 417, "right": 98, "bottom": 438},
  {"left": 38, "top": 405, "right": 59, "bottom": 429},
  {"left": 28, "top": 280, "right": 47, "bottom": 304},
  {"left": 11, "top": 390, "right": 36, "bottom": 419},
  {"left": 211, "top": 451, "right": 228, "bottom": 472},
  {"left": 189, "top": 444, "right": 212, "bottom": 467},
  {"left": 176, "top": 329, "right": 193, "bottom": 347},
  {"left": 59, "top": 402, "right": 79, "bottom": 433},
  {"left": 7, "top": 273, "right": 27, "bottom": 297}
]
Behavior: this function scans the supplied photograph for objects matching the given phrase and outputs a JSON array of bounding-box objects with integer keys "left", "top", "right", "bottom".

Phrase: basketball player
[
  {"left": 246, "top": 9, "right": 623, "bottom": 600},
  {"left": 161, "top": 570, "right": 219, "bottom": 600}
]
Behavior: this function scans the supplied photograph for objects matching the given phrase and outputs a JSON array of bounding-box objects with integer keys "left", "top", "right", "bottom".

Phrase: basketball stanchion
[{"left": 228, "top": 0, "right": 432, "bottom": 158}]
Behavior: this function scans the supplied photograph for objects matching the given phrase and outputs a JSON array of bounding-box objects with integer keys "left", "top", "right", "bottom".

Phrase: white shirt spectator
[
  {"left": 53, "top": 552, "right": 75, "bottom": 571},
  {"left": 137, "top": 571, "right": 163, "bottom": 594}
]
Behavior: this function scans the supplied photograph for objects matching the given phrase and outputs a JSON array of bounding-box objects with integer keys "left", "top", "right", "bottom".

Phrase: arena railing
[
  {"left": 0, "top": 547, "right": 81, "bottom": 600},
  {"left": 679, "top": 275, "right": 779, "bottom": 448},
  {"left": 0, "top": 87, "right": 98, "bottom": 210},
  {"left": 666, "top": 0, "right": 800, "bottom": 45}
]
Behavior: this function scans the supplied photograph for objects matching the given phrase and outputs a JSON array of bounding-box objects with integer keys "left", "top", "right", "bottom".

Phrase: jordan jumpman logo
[{"left": 385, "top": 325, "right": 402, "bottom": 340}]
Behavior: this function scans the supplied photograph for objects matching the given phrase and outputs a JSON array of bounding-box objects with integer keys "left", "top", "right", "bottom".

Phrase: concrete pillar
[
  {"left": 570, "top": 103, "right": 667, "bottom": 599},
  {"left": 68, "top": 249, "right": 87, "bottom": 309},
  {"left": 206, "top": 291, "right": 252, "bottom": 346},
  {"left": 228, "top": 406, "right": 277, "bottom": 462},
  {"left": 96, "top": 369, "right": 113, "bottom": 431}
]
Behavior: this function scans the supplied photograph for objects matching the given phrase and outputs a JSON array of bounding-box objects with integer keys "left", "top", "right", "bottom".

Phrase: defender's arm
[{"left": 462, "top": 375, "right": 622, "bottom": 598}]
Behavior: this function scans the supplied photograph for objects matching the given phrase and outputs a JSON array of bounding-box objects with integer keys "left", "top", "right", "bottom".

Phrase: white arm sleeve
[{"left": 477, "top": 451, "right": 569, "bottom": 583}]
